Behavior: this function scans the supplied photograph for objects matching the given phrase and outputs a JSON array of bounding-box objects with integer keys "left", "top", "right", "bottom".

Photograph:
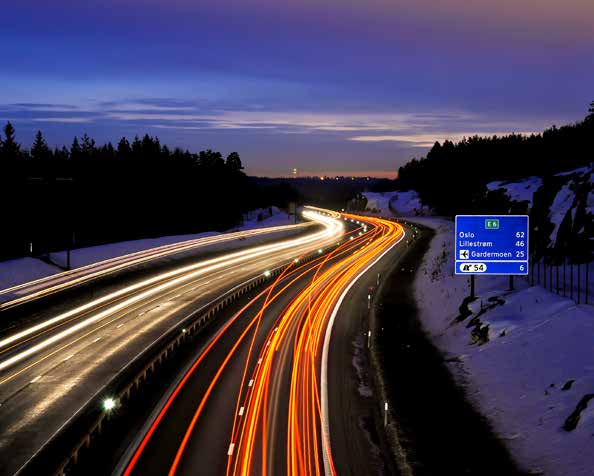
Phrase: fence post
[
  {"left": 537, "top": 262, "right": 541, "bottom": 285},
  {"left": 563, "top": 258, "right": 566, "bottom": 297},
  {"left": 556, "top": 264, "right": 560, "bottom": 295},
  {"left": 550, "top": 263, "right": 553, "bottom": 292},
  {"left": 544, "top": 262, "right": 547, "bottom": 289},
  {"left": 570, "top": 262, "right": 574, "bottom": 300},
  {"left": 531, "top": 259, "right": 535, "bottom": 287},
  {"left": 577, "top": 263, "right": 581, "bottom": 305},
  {"left": 586, "top": 262, "right": 590, "bottom": 305}
]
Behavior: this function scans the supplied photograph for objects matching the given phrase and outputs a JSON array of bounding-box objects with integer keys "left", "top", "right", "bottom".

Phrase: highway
[
  {"left": 0, "top": 222, "right": 313, "bottom": 310},
  {"left": 118, "top": 214, "right": 405, "bottom": 476},
  {"left": 0, "top": 210, "right": 343, "bottom": 476}
]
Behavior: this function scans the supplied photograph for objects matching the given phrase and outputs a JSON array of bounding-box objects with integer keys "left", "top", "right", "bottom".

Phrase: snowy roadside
[
  {"left": 0, "top": 207, "right": 295, "bottom": 291},
  {"left": 409, "top": 216, "right": 594, "bottom": 476}
]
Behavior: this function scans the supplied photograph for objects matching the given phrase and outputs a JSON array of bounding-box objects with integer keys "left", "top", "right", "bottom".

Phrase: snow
[
  {"left": 48, "top": 231, "right": 218, "bottom": 269},
  {"left": 363, "top": 191, "right": 398, "bottom": 214},
  {"left": 0, "top": 207, "right": 296, "bottom": 292},
  {"left": 554, "top": 166, "right": 591, "bottom": 177},
  {"left": 549, "top": 185, "right": 575, "bottom": 244},
  {"left": 0, "top": 258, "right": 64, "bottom": 291},
  {"left": 487, "top": 176, "right": 542, "bottom": 210},
  {"left": 363, "top": 190, "right": 431, "bottom": 217},
  {"left": 410, "top": 216, "right": 594, "bottom": 476}
]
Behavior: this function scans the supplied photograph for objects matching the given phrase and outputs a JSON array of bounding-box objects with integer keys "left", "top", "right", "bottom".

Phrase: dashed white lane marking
[
  {"left": 117, "top": 324, "right": 124, "bottom": 329},
  {"left": 92, "top": 337, "right": 101, "bottom": 343},
  {"left": 63, "top": 354, "right": 74, "bottom": 361},
  {"left": 238, "top": 406, "right": 245, "bottom": 416},
  {"left": 248, "top": 379, "right": 254, "bottom": 387},
  {"left": 30, "top": 375, "right": 42, "bottom": 383},
  {"left": 227, "top": 443, "right": 235, "bottom": 456},
  {"left": 257, "top": 358, "right": 262, "bottom": 365}
]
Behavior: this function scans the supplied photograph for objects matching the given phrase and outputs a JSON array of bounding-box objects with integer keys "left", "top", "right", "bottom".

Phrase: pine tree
[
  {"left": 117, "top": 137, "right": 131, "bottom": 159},
  {"left": 31, "top": 130, "right": 51, "bottom": 160},
  {"left": 80, "top": 133, "right": 96, "bottom": 158},
  {"left": 1, "top": 122, "right": 21, "bottom": 159},
  {"left": 587, "top": 101, "right": 594, "bottom": 122},
  {"left": 225, "top": 152, "right": 244, "bottom": 172},
  {"left": 71, "top": 136, "right": 81, "bottom": 160}
]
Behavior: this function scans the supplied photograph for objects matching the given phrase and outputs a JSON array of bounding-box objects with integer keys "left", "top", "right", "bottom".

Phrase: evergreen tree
[
  {"left": 587, "top": 101, "right": 594, "bottom": 123},
  {"left": 226, "top": 152, "right": 244, "bottom": 172},
  {"left": 117, "top": 137, "right": 131, "bottom": 159},
  {"left": 31, "top": 130, "right": 51, "bottom": 160},
  {"left": 70, "top": 136, "right": 81, "bottom": 160},
  {"left": 1, "top": 122, "right": 21, "bottom": 159},
  {"left": 80, "top": 133, "right": 96, "bottom": 158}
]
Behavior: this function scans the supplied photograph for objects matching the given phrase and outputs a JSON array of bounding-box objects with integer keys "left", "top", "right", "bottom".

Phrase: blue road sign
[{"left": 455, "top": 215, "right": 529, "bottom": 275}]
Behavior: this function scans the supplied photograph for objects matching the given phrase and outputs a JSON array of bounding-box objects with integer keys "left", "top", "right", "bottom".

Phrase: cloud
[
  {"left": 349, "top": 131, "right": 538, "bottom": 147},
  {"left": 31, "top": 117, "right": 93, "bottom": 123}
]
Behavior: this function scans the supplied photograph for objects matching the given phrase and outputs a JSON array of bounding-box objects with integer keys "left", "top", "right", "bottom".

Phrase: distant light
[
  {"left": 264, "top": 270, "right": 271, "bottom": 277},
  {"left": 318, "top": 249, "right": 323, "bottom": 254},
  {"left": 182, "top": 328, "right": 187, "bottom": 334},
  {"left": 102, "top": 397, "right": 116, "bottom": 412},
  {"left": 349, "top": 236, "right": 354, "bottom": 240},
  {"left": 294, "top": 258, "right": 299, "bottom": 263}
]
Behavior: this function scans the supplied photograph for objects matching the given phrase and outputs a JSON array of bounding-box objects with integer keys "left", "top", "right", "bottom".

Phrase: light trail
[
  {"left": 120, "top": 211, "right": 404, "bottom": 476},
  {"left": 0, "top": 222, "right": 313, "bottom": 310},
  {"left": 227, "top": 214, "right": 403, "bottom": 476},
  {"left": 0, "top": 211, "right": 342, "bottom": 374}
]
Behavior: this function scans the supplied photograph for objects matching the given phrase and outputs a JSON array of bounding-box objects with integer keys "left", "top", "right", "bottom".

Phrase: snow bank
[
  {"left": 487, "top": 176, "right": 542, "bottom": 211},
  {"left": 411, "top": 217, "right": 594, "bottom": 476},
  {"left": 548, "top": 184, "right": 575, "bottom": 244},
  {"left": 363, "top": 191, "right": 431, "bottom": 217},
  {"left": 0, "top": 258, "right": 64, "bottom": 291},
  {"left": 0, "top": 206, "right": 295, "bottom": 291}
]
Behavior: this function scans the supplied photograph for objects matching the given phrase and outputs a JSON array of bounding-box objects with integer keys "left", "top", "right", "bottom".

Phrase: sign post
[{"left": 455, "top": 215, "right": 529, "bottom": 277}]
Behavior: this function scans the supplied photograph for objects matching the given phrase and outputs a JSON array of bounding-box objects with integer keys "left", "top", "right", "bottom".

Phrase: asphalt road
[
  {"left": 118, "top": 214, "right": 407, "bottom": 476},
  {"left": 0, "top": 211, "right": 343, "bottom": 476}
]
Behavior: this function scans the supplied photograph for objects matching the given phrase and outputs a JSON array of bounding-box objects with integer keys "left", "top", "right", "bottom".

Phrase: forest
[
  {"left": 394, "top": 102, "right": 594, "bottom": 217},
  {"left": 0, "top": 125, "right": 282, "bottom": 261}
]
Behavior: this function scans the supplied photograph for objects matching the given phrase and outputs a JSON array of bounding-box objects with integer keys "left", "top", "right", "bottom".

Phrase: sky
[{"left": 1, "top": 0, "right": 593, "bottom": 177}]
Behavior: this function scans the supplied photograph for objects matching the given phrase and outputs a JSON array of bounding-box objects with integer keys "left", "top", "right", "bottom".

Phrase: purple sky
[{"left": 1, "top": 0, "right": 592, "bottom": 177}]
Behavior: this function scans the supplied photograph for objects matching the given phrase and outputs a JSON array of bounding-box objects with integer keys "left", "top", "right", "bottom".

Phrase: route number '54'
[{"left": 459, "top": 263, "right": 487, "bottom": 273}]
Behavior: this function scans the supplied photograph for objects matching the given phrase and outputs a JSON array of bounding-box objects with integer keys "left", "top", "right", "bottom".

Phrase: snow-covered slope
[
  {"left": 0, "top": 207, "right": 294, "bottom": 291},
  {"left": 487, "top": 176, "right": 542, "bottom": 211},
  {"left": 411, "top": 217, "right": 594, "bottom": 476},
  {"left": 363, "top": 190, "right": 431, "bottom": 217}
]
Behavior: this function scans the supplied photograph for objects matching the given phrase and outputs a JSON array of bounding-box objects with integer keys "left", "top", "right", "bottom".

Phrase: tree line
[
  {"left": 0, "top": 124, "right": 279, "bottom": 261},
  {"left": 393, "top": 102, "right": 594, "bottom": 216},
  {"left": 389, "top": 101, "right": 594, "bottom": 262}
]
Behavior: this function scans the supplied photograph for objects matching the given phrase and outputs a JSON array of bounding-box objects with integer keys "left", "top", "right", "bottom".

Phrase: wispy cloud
[
  {"left": 0, "top": 98, "right": 549, "bottom": 149},
  {"left": 31, "top": 117, "right": 93, "bottom": 123},
  {"left": 349, "top": 131, "right": 538, "bottom": 147}
]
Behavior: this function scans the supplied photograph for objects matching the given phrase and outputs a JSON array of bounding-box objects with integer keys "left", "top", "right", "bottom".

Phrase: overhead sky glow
[{"left": 1, "top": 0, "right": 592, "bottom": 176}]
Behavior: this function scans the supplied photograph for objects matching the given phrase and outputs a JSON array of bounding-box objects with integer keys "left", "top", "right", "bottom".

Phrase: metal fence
[{"left": 529, "top": 258, "right": 592, "bottom": 305}]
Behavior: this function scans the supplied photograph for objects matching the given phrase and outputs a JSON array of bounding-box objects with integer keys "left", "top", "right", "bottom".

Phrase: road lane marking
[
  {"left": 117, "top": 324, "right": 124, "bottom": 329},
  {"left": 248, "top": 379, "right": 254, "bottom": 387},
  {"left": 63, "top": 354, "right": 74, "bottom": 361},
  {"left": 238, "top": 406, "right": 244, "bottom": 416},
  {"left": 30, "top": 375, "right": 42, "bottom": 383},
  {"left": 227, "top": 443, "right": 235, "bottom": 456},
  {"left": 92, "top": 337, "right": 101, "bottom": 343}
]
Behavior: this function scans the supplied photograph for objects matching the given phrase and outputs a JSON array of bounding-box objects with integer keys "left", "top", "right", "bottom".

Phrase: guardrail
[{"left": 38, "top": 248, "right": 326, "bottom": 476}]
